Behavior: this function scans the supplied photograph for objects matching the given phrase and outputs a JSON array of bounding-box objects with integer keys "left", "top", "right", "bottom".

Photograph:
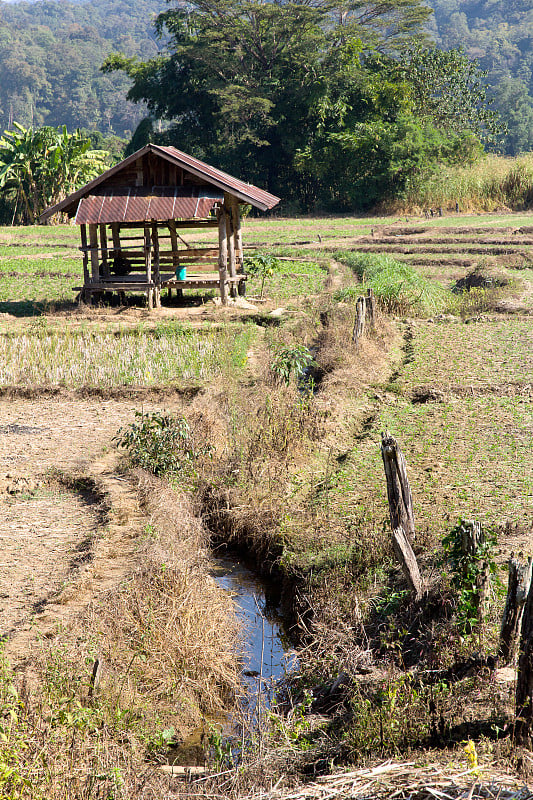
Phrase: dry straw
[{"left": 175, "top": 761, "right": 532, "bottom": 800}]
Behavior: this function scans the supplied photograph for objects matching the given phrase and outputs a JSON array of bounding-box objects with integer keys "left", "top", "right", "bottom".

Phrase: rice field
[{"left": 0, "top": 322, "right": 255, "bottom": 387}]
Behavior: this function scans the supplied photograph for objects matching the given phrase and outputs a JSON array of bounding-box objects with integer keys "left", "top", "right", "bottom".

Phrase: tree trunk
[
  {"left": 380, "top": 432, "right": 416, "bottom": 542},
  {"left": 500, "top": 555, "right": 532, "bottom": 665}
]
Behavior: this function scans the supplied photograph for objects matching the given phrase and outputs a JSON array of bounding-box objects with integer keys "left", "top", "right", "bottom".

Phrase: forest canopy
[{"left": 104, "top": 0, "right": 502, "bottom": 210}]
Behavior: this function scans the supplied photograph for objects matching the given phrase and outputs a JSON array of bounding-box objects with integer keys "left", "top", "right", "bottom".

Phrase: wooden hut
[{"left": 40, "top": 144, "right": 280, "bottom": 308}]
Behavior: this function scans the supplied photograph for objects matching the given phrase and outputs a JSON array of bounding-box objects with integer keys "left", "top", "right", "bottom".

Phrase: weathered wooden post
[
  {"left": 144, "top": 225, "right": 153, "bottom": 311},
  {"left": 380, "top": 432, "right": 422, "bottom": 598},
  {"left": 218, "top": 207, "right": 229, "bottom": 305},
  {"left": 88, "top": 223, "right": 99, "bottom": 283},
  {"left": 515, "top": 575, "right": 533, "bottom": 745},
  {"left": 352, "top": 296, "right": 366, "bottom": 346},
  {"left": 500, "top": 555, "right": 532, "bottom": 665},
  {"left": 380, "top": 432, "right": 416, "bottom": 542},
  {"left": 224, "top": 195, "right": 237, "bottom": 299},
  {"left": 152, "top": 223, "right": 161, "bottom": 308},
  {"left": 367, "top": 287, "right": 375, "bottom": 329},
  {"left": 80, "top": 224, "right": 90, "bottom": 302},
  {"left": 99, "top": 223, "right": 109, "bottom": 278},
  {"left": 458, "top": 520, "right": 490, "bottom": 626}
]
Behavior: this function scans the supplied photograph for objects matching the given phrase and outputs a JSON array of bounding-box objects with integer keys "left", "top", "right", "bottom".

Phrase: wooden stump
[
  {"left": 515, "top": 575, "right": 533, "bottom": 745},
  {"left": 367, "top": 287, "right": 376, "bottom": 329},
  {"left": 500, "top": 555, "right": 532, "bottom": 665},
  {"left": 457, "top": 520, "right": 490, "bottom": 626},
  {"left": 352, "top": 296, "right": 366, "bottom": 346},
  {"left": 380, "top": 431, "right": 416, "bottom": 542}
]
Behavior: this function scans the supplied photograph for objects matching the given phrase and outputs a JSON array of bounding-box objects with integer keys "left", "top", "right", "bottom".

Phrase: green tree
[
  {"left": 103, "top": 0, "right": 431, "bottom": 200},
  {"left": 0, "top": 123, "right": 108, "bottom": 224}
]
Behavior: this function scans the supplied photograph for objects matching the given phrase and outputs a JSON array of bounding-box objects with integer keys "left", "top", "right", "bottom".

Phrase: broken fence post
[
  {"left": 352, "top": 295, "right": 366, "bottom": 346},
  {"left": 458, "top": 520, "right": 490, "bottom": 626},
  {"left": 392, "top": 525, "right": 423, "bottom": 599},
  {"left": 380, "top": 431, "right": 416, "bottom": 543},
  {"left": 380, "top": 432, "right": 422, "bottom": 598},
  {"left": 500, "top": 555, "right": 532, "bottom": 665},
  {"left": 515, "top": 573, "right": 533, "bottom": 745},
  {"left": 366, "top": 287, "right": 375, "bottom": 329}
]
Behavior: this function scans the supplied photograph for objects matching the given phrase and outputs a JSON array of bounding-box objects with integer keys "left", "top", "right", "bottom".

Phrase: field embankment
[{"left": 0, "top": 213, "right": 531, "bottom": 798}]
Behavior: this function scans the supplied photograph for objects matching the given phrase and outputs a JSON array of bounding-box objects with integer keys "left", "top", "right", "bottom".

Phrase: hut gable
[{"left": 41, "top": 144, "right": 280, "bottom": 221}]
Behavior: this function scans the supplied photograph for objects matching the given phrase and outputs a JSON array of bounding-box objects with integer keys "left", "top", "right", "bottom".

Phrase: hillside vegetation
[
  {"left": 430, "top": 0, "right": 533, "bottom": 154},
  {"left": 0, "top": 0, "right": 164, "bottom": 137}
]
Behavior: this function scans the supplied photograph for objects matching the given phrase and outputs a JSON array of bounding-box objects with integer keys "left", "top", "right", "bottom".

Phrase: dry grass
[{"left": 0, "top": 473, "right": 240, "bottom": 799}]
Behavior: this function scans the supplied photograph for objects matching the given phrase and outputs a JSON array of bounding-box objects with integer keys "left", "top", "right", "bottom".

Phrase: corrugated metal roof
[
  {"left": 40, "top": 144, "right": 281, "bottom": 221},
  {"left": 75, "top": 186, "right": 223, "bottom": 224}
]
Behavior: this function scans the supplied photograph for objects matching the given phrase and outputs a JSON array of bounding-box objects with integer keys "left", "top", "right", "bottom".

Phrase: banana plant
[{"left": 0, "top": 122, "right": 108, "bottom": 224}]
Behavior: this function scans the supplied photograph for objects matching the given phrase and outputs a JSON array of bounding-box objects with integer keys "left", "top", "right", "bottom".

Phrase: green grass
[
  {"left": 246, "top": 258, "right": 328, "bottom": 304},
  {"left": 401, "top": 319, "right": 533, "bottom": 389},
  {"left": 335, "top": 250, "right": 450, "bottom": 314}
]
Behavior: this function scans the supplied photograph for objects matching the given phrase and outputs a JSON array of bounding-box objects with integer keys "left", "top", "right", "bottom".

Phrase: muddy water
[{"left": 169, "top": 553, "right": 296, "bottom": 766}]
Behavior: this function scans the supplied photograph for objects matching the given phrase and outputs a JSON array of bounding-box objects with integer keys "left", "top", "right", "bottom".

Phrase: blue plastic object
[{"left": 176, "top": 266, "right": 187, "bottom": 281}]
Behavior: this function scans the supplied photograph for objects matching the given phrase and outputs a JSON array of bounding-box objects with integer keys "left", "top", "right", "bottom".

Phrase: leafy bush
[
  {"left": 114, "top": 411, "right": 203, "bottom": 477},
  {"left": 442, "top": 520, "right": 502, "bottom": 634},
  {"left": 271, "top": 344, "right": 315, "bottom": 386}
]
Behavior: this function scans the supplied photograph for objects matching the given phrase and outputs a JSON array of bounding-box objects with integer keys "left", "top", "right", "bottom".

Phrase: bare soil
[{"left": 0, "top": 396, "right": 182, "bottom": 664}]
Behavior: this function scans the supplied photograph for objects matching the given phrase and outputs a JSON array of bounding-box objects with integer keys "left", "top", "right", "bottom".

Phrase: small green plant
[
  {"left": 271, "top": 344, "right": 315, "bottom": 386},
  {"left": 441, "top": 519, "right": 502, "bottom": 634},
  {"left": 244, "top": 252, "right": 282, "bottom": 299},
  {"left": 114, "top": 411, "right": 201, "bottom": 477}
]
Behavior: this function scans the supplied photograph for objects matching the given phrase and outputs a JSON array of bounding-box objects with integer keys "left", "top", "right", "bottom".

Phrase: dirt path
[{"left": 0, "top": 396, "right": 181, "bottom": 664}]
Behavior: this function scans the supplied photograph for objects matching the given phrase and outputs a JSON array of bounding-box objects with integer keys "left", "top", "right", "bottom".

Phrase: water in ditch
[{"left": 169, "top": 552, "right": 296, "bottom": 766}]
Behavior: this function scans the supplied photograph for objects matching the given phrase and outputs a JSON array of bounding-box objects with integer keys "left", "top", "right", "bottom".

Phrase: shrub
[{"left": 114, "top": 411, "right": 203, "bottom": 477}]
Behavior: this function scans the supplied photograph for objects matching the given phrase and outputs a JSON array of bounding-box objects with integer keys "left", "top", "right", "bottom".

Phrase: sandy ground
[{"left": 0, "top": 396, "right": 182, "bottom": 664}]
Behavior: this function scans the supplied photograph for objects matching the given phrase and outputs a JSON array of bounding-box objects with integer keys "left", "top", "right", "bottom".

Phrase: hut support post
[
  {"left": 88, "top": 224, "right": 100, "bottom": 283},
  {"left": 218, "top": 208, "right": 228, "bottom": 305},
  {"left": 152, "top": 223, "right": 161, "bottom": 308},
  {"left": 111, "top": 223, "right": 121, "bottom": 259},
  {"left": 80, "top": 224, "right": 89, "bottom": 300},
  {"left": 168, "top": 220, "right": 182, "bottom": 300},
  {"left": 99, "top": 224, "right": 109, "bottom": 278},
  {"left": 231, "top": 196, "right": 243, "bottom": 272},
  {"left": 224, "top": 197, "right": 237, "bottom": 299},
  {"left": 144, "top": 225, "right": 153, "bottom": 311}
]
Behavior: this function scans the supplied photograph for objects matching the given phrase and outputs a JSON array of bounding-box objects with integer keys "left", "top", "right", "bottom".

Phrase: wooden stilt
[
  {"left": 111, "top": 223, "right": 121, "bottom": 258},
  {"left": 168, "top": 219, "right": 182, "bottom": 301},
  {"left": 225, "top": 195, "right": 237, "bottom": 298},
  {"left": 231, "top": 196, "right": 243, "bottom": 272},
  {"left": 218, "top": 208, "right": 228, "bottom": 305},
  {"left": 88, "top": 224, "right": 100, "bottom": 283},
  {"left": 80, "top": 225, "right": 89, "bottom": 297},
  {"left": 99, "top": 224, "right": 109, "bottom": 278},
  {"left": 152, "top": 223, "right": 161, "bottom": 308},
  {"left": 144, "top": 225, "right": 153, "bottom": 310}
]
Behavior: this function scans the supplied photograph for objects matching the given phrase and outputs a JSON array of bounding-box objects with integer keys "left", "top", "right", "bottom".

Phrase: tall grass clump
[
  {"left": 398, "top": 153, "right": 533, "bottom": 212},
  {"left": 336, "top": 251, "right": 448, "bottom": 315}
]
